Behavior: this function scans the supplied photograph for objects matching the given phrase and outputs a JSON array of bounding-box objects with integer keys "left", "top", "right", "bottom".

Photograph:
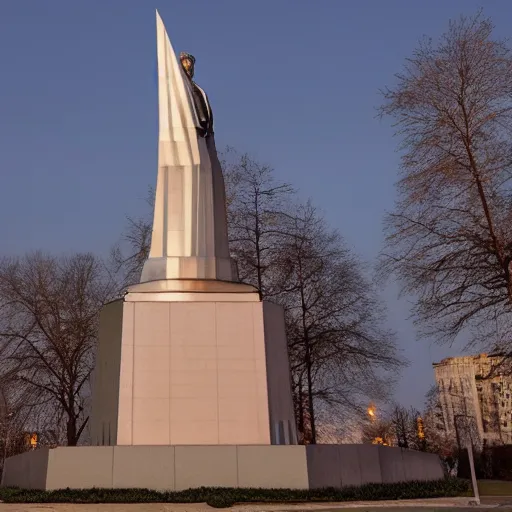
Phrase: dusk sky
[{"left": 1, "top": 0, "right": 510, "bottom": 410}]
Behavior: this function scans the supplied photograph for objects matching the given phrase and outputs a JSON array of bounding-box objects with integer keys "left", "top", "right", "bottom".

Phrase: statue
[
  {"left": 180, "top": 52, "right": 213, "bottom": 138},
  {"left": 141, "top": 13, "right": 238, "bottom": 288},
  {"left": 139, "top": 14, "right": 235, "bottom": 284},
  {"left": 87, "top": 11, "right": 298, "bottom": 454}
]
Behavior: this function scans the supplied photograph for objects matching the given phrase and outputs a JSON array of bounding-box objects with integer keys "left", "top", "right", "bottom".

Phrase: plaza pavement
[{"left": 2, "top": 496, "right": 511, "bottom": 512}]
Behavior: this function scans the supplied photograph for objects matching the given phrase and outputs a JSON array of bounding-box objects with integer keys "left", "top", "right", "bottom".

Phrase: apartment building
[{"left": 433, "top": 354, "right": 512, "bottom": 447}]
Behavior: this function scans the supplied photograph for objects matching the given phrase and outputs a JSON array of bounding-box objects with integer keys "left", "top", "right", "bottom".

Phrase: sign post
[{"left": 467, "top": 446, "right": 480, "bottom": 505}]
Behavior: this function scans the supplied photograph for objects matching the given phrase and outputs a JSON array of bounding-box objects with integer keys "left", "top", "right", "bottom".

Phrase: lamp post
[{"left": 454, "top": 414, "right": 480, "bottom": 505}]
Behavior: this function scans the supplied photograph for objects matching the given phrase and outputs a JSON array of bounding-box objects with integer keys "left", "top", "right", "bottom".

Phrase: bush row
[
  {"left": 0, "top": 478, "right": 470, "bottom": 508},
  {"left": 458, "top": 445, "right": 512, "bottom": 480}
]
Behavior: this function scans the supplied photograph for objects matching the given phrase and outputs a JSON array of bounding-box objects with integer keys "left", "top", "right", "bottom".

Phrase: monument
[
  {"left": 87, "top": 10, "right": 297, "bottom": 447},
  {"left": 1, "top": 11, "right": 445, "bottom": 491}
]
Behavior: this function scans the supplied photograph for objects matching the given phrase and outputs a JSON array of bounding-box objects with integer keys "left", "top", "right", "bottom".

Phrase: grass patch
[
  {"left": 0, "top": 478, "right": 470, "bottom": 507},
  {"left": 477, "top": 480, "right": 512, "bottom": 496}
]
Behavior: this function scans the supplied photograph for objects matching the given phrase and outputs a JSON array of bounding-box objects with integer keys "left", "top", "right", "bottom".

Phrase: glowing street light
[{"left": 417, "top": 417, "right": 425, "bottom": 440}]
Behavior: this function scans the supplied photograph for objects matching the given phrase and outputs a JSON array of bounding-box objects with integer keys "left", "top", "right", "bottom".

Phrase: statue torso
[{"left": 190, "top": 81, "right": 213, "bottom": 137}]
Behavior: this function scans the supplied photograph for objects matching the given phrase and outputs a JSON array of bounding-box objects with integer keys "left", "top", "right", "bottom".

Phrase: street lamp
[{"left": 454, "top": 414, "right": 480, "bottom": 505}]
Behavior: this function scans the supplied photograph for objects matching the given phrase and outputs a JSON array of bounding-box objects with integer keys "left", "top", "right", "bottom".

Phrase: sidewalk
[{"left": 0, "top": 496, "right": 497, "bottom": 512}]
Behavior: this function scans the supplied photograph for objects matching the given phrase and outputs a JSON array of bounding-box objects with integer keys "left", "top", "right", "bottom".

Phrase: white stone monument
[
  {"left": 88, "top": 11, "right": 297, "bottom": 447},
  {"left": 0, "top": 12, "right": 446, "bottom": 492}
]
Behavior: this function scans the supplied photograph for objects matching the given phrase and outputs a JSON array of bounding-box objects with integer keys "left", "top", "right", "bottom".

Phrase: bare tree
[
  {"left": 0, "top": 252, "right": 116, "bottom": 446},
  {"left": 390, "top": 404, "right": 411, "bottom": 449},
  {"left": 315, "top": 408, "right": 365, "bottom": 444},
  {"left": 222, "top": 147, "right": 295, "bottom": 296},
  {"left": 423, "top": 385, "right": 456, "bottom": 454},
  {"left": 0, "top": 380, "right": 46, "bottom": 477},
  {"left": 379, "top": 12, "right": 512, "bottom": 351},
  {"left": 110, "top": 187, "right": 154, "bottom": 291},
  {"left": 115, "top": 150, "right": 404, "bottom": 444},
  {"left": 423, "top": 390, "right": 458, "bottom": 474},
  {"left": 277, "top": 203, "right": 404, "bottom": 443},
  {"left": 361, "top": 415, "right": 394, "bottom": 446},
  {"left": 447, "top": 383, "right": 481, "bottom": 451},
  {"left": 390, "top": 403, "right": 424, "bottom": 450}
]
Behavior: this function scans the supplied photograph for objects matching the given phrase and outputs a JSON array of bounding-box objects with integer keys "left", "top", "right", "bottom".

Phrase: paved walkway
[{"left": 0, "top": 497, "right": 498, "bottom": 512}]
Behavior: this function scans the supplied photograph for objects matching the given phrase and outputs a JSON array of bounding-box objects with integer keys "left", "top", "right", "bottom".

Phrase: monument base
[
  {"left": 89, "top": 280, "right": 297, "bottom": 446},
  {"left": 1, "top": 444, "right": 444, "bottom": 491}
]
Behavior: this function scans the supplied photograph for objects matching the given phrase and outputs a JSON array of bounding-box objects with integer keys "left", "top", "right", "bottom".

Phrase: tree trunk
[
  {"left": 67, "top": 415, "right": 77, "bottom": 446},
  {"left": 297, "top": 382, "right": 306, "bottom": 444},
  {"left": 305, "top": 338, "right": 316, "bottom": 444}
]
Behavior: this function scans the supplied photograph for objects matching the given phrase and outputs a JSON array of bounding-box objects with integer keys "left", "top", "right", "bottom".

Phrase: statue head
[{"left": 180, "top": 52, "right": 196, "bottom": 79}]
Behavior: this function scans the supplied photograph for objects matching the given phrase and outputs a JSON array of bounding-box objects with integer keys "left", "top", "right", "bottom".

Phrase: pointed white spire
[{"left": 140, "top": 12, "right": 235, "bottom": 283}]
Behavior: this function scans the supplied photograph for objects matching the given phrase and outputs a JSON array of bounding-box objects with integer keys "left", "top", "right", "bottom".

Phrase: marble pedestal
[{"left": 89, "top": 280, "right": 297, "bottom": 446}]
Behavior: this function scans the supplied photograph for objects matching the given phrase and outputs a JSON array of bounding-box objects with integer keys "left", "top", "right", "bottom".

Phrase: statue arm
[
  {"left": 201, "top": 87, "right": 214, "bottom": 135},
  {"left": 208, "top": 96, "right": 214, "bottom": 134}
]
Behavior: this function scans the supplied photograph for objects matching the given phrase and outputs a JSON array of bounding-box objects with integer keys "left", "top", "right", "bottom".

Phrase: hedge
[{"left": 0, "top": 478, "right": 470, "bottom": 508}]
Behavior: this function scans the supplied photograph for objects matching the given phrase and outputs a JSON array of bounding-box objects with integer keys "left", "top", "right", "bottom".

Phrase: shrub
[
  {"left": 0, "top": 478, "right": 470, "bottom": 507},
  {"left": 206, "top": 494, "right": 236, "bottom": 508},
  {"left": 490, "top": 445, "right": 512, "bottom": 480},
  {"left": 458, "top": 446, "right": 512, "bottom": 481}
]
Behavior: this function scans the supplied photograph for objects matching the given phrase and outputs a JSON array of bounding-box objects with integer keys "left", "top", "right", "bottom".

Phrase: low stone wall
[
  {"left": 1, "top": 444, "right": 444, "bottom": 491},
  {"left": 306, "top": 445, "right": 444, "bottom": 488}
]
